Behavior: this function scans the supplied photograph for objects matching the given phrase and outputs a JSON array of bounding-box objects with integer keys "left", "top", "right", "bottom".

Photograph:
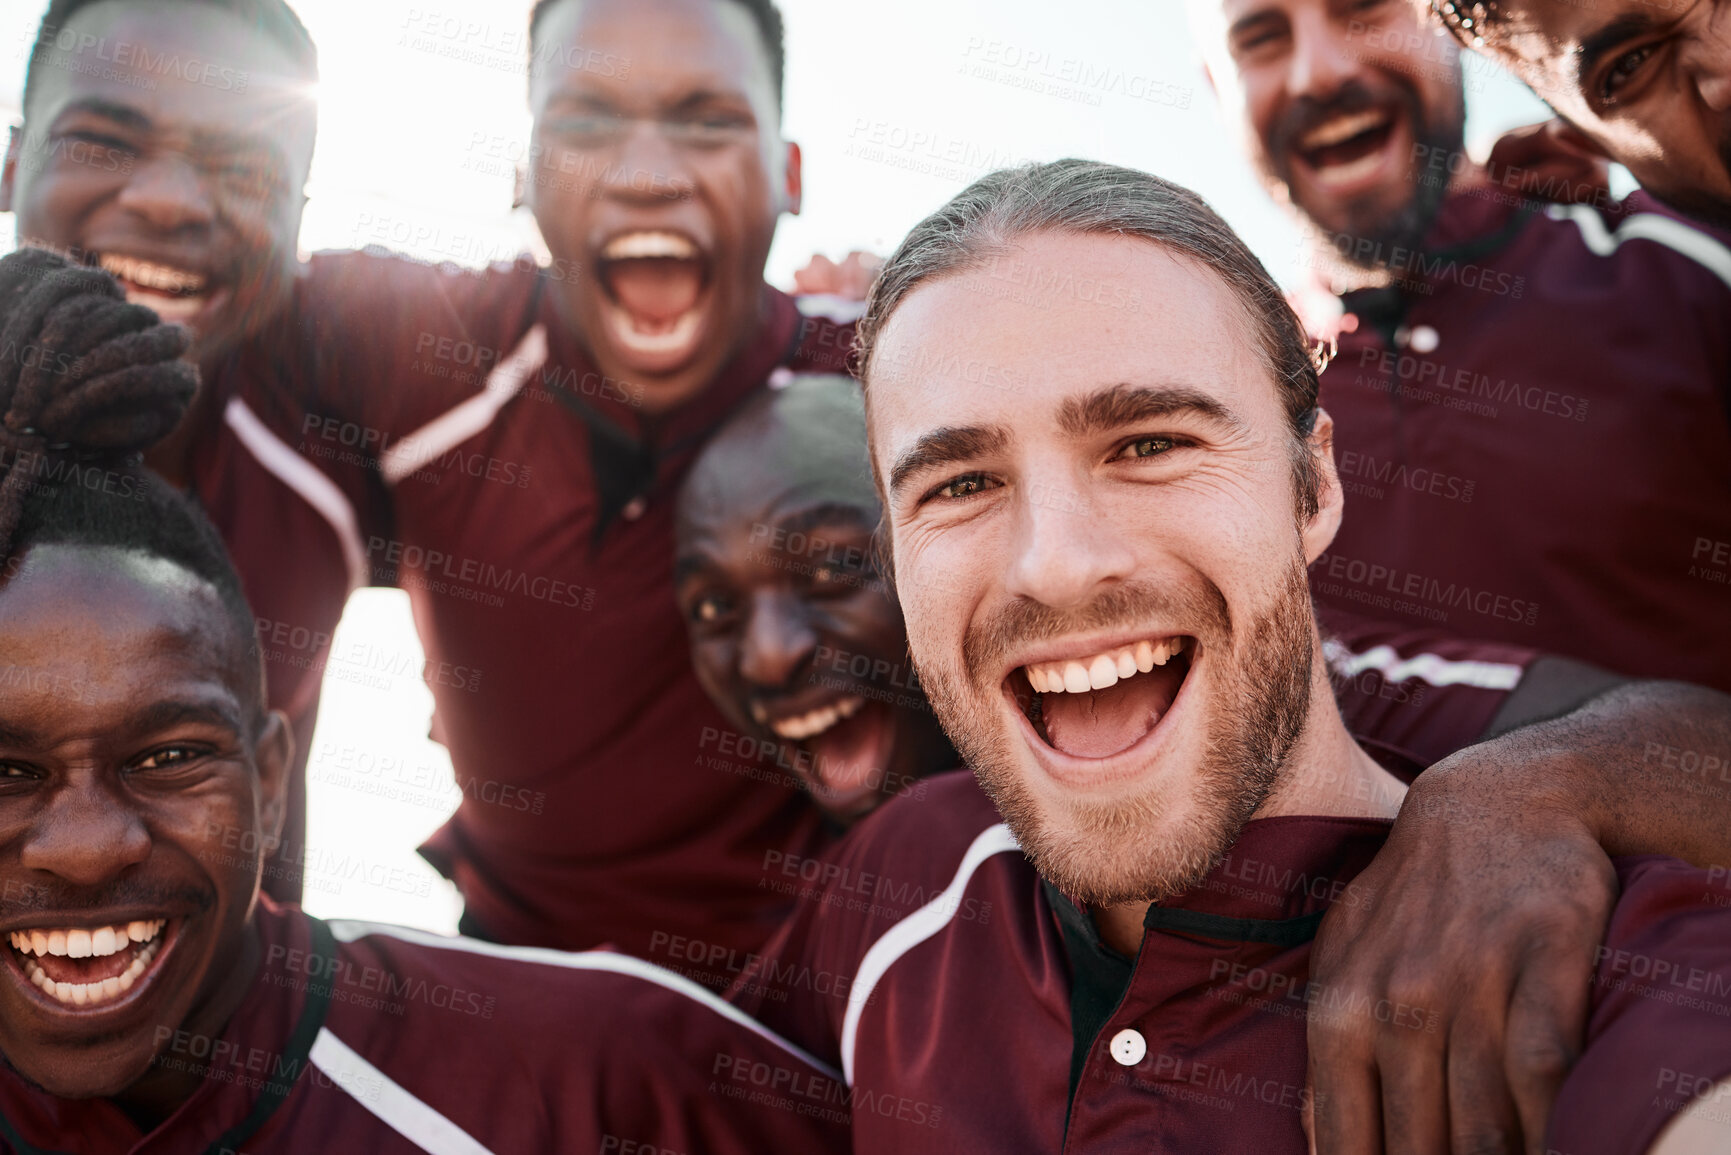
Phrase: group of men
[{"left": 0, "top": 0, "right": 1729, "bottom": 1149}]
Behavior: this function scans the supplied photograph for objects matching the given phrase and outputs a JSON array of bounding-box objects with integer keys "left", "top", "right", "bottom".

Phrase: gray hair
[{"left": 855, "top": 158, "right": 1323, "bottom": 517}]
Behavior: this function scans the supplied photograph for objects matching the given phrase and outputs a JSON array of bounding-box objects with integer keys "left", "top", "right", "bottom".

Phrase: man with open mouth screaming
[
  {"left": 675, "top": 375, "right": 956, "bottom": 830},
  {"left": 728, "top": 161, "right": 1731, "bottom": 1154},
  {"left": 1190, "top": 0, "right": 1731, "bottom": 699},
  {"left": 0, "top": 249, "right": 850, "bottom": 1154}
]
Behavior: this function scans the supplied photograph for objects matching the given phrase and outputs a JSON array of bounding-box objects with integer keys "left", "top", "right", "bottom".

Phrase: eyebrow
[
  {"left": 53, "top": 97, "right": 153, "bottom": 132},
  {"left": 888, "top": 424, "right": 1010, "bottom": 499},
  {"left": 1575, "top": 12, "right": 1660, "bottom": 88},
  {"left": 774, "top": 503, "right": 877, "bottom": 539},
  {"left": 1226, "top": 7, "right": 1284, "bottom": 47},
  {"left": 131, "top": 698, "right": 246, "bottom": 737},
  {"left": 1055, "top": 383, "right": 1247, "bottom": 439}
]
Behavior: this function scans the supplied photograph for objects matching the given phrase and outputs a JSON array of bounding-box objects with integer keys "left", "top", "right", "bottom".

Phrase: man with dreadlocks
[{"left": 0, "top": 247, "right": 852, "bottom": 1154}]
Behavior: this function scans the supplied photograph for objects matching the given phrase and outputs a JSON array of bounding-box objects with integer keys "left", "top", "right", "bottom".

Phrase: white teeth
[
  {"left": 98, "top": 254, "right": 208, "bottom": 294},
  {"left": 20, "top": 934, "right": 162, "bottom": 1008},
  {"left": 1062, "top": 662, "right": 1091, "bottom": 694},
  {"left": 600, "top": 230, "right": 700, "bottom": 261},
  {"left": 1025, "top": 638, "right": 1191, "bottom": 695},
  {"left": 1298, "top": 109, "right": 1389, "bottom": 151},
  {"left": 771, "top": 696, "right": 863, "bottom": 741},
  {"left": 10, "top": 920, "right": 163, "bottom": 958},
  {"left": 1087, "top": 654, "right": 1118, "bottom": 691}
]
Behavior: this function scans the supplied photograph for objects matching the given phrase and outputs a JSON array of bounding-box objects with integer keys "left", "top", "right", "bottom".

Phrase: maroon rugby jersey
[
  {"left": 176, "top": 314, "right": 390, "bottom": 905},
  {"left": 0, "top": 898, "right": 849, "bottom": 1153},
  {"left": 731, "top": 771, "right": 1731, "bottom": 1153},
  {"left": 278, "top": 252, "right": 852, "bottom": 957},
  {"left": 1316, "top": 187, "right": 1731, "bottom": 690}
]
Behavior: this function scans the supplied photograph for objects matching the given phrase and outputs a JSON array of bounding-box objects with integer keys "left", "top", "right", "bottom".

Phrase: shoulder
[{"left": 1529, "top": 194, "right": 1731, "bottom": 294}]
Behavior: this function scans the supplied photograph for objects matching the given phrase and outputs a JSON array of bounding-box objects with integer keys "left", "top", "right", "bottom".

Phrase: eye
[
  {"left": 1600, "top": 42, "right": 1659, "bottom": 103},
  {"left": 0, "top": 763, "right": 38, "bottom": 780},
  {"left": 928, "top": 472, "right": 1001, "bottom": 502},
  {"left": 689, "top": 593, "right": 733, "bottom": 625},
  {"left": 62, "top": 130, "right": 135, "bottom": 153},
  {"left": 130, "top": 745, "right": 206, "bottom": 772},
  {"left": 1115, "top": 435, "right": 1179, "bottom": 460}
]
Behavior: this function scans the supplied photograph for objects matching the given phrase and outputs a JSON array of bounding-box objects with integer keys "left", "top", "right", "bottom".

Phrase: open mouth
[
  {"left": 595, "top": 230, "right": 712, "bottom": 369},
  {"left": 6, "top": 919, "right": 173, "bottom": 1010},
  {"left": 1013, "top": 635, "right": 1194, "bottom": 762},
  {"left": 97, "top": 254, "right": 219, "bottom": 328},
  {"left": 756, "top": 693, "right": 895, "bottom": 813},
  {"left": 1291, "top": 107, "right": 1403, "bottom": 191}
]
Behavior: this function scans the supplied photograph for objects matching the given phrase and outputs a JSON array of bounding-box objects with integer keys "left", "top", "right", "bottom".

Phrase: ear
[
  {"left": 0, "top": 124, "right": 23, "bottom": 215},
  {"left": 253, "top": 710, "right": 294, "bottom": 854},
  {"left": 1300, "top": 407, "right": 1343, "bottom": 564},
  {"left": 782, "top": 140, "right": 803, "bottom": 217}
]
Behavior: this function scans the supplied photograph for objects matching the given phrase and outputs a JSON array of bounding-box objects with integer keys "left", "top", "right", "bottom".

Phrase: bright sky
[{"left": 0, "top": 0, "right": 1569, "bottom": 934}]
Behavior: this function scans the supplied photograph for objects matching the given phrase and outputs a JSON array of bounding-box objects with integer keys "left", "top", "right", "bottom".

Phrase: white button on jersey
[
  {"left": 1109, "top": 1028, "right": 1146, "bottom": 1067},
  {"left": 1409, "top": 324, "right": 1440, "bottom": 353},
  {"left": 621, "top": 496, "right": 648, "bottom": 521}
]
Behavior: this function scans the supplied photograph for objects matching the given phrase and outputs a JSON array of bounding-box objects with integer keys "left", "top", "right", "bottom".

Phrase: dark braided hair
[{"left": 0, "top": 248, "right": 264, "bottom": 716}]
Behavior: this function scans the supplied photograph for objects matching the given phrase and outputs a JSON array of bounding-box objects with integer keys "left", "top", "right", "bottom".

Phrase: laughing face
[
  {"left": 1, "top": 1, "right": 316, "bottom": 368},
  {"left": 1198, "top": 0, "right": 1465, "bottom": 271},
  {"left": 866, "top": 231, "right": 1349, "bottom": 906},
  {"left": 527, "top": 0, "right": 801, "bottom": 415},
  {"left": 1465, "top": 0, "right": 1731, "bottom": 228},
  {"left": 0, "top": 544, "right": 287, "bottom": 1108},
  {"left": 676, "top": 376, "right": 954, "bottom": 824}
]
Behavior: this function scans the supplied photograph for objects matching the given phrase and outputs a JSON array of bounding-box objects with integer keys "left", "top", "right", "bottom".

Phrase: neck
[
  {"left": 113, "top": 921, "right": 264, "bottom": 1128},
  {"left": 1093, "top": 643, "right": 1405, "bottom": 956}
]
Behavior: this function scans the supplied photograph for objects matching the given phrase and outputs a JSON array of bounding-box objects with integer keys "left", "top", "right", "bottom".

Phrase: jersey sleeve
[
  {"left": 1546, "top": 855, "right": 1731, "bottom": 1154},
  {"left": 294, "top": 249, "right": 544, "bottom": 449},
  {"left": 1319, "top": 604, "right": 1539, "bottom": 769}
]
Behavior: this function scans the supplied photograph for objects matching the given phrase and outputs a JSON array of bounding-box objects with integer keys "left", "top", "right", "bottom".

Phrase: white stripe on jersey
[
  {"left": 380, "top": 324, "right": 549, "bottom": 486},
  {"left": 223, "top": 396, "right": 367, "bottom": 593},
  {"left": 322, "top": 919, "right": 842, "bottom": 1082},
  {"left": 1547, "top": 203, "right": 1731, "bottom": 291},
  {"left": 840, "top": 823, "right": 1022, "bottom": 1086},
  {"left": 309, "top": 1027, "right": 496, "bottom": 1155},
  {"left": 1323, "top": 639, "right": 1523, "bottom": 690}
]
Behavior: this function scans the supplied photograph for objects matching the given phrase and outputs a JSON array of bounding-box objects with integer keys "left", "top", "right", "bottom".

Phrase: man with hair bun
[
  {"left": 731, "top": 160, "right": 1731, "bottom": 1155},
  {"left": 0, "top": 247, "right": 851, "bottom": 1154}
]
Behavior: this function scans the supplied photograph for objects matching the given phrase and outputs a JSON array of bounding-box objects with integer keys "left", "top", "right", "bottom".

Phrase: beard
[
  {"left": 1261, "top": 77, "right": 1466, "bottom": 276},
  {"left": 1648, "top": 129, "right": 1731, "bottom": 231},
  {"left": 917, "top": 558, "right": 1319, "bottom": 907}
]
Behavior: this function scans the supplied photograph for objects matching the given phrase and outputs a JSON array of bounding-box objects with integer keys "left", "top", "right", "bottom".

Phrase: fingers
[
  {"left": 1308, "top": 1035, "right": 1384, "bottom": 1155},
  {"left": 1445, "top": 1010, "right": 1523, "bottom": 1155},
  {"left": 1376, "top": 1024, "right": 1449, "bottom": 1155},
  {"left": 1503, "top": 946, "right": 1592, "bottom": 1155}
]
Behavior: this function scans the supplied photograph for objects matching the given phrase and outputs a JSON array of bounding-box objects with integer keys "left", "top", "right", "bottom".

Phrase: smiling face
[
  {"left": 1199, "top": 0, "right": 1465, "bottom": 266},
  {"left": 1, "top": 1, "right": 316, "bottom": 367},
  {"left": 0, "top": 543, "right": 286, "bottom": 1103},
  {"left": 527, "top": 0, "right": 800, "bottom": 415},
  {"left": 1465, "top": 0, "right": 1731, "bottom": 226},
  {"left": 676, "top": 377, "right": 954, "bottom": 824},
  {"left": 867, "top": 231, "right": 1344, "bottom": 905}
]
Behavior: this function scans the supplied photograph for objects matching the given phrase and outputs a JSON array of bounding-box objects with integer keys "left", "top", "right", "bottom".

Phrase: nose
[
  {"left": 116, "top": 151, "right": 216, "bottom": 233},
  {"left": 1684, "top": 17, "right": 1731, "bottom": 112},
  {"left": 18, "top": 771, "right": 150, "bottom": 889},
  {"left": 1287, "top": 10, "right": 1361, "bottom": 103},
  {"left": 738, "top": 591, "right": 820, "bottom": 688},
  {"left": 601, "top": 119, "right": 696, "bottom": 203},
  {"left": 1003, "top": 480, "right": 1137, "bottom": 610}
]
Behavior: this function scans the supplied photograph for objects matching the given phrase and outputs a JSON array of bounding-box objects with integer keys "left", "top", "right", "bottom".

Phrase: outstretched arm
[{"left": 1308, "top": 679, "right": 1731, "bottom": 1155}]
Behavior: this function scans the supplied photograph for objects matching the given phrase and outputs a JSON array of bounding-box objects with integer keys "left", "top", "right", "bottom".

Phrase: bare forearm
[{"left": 1452, "top": 679, "right": 1731, "bottom": 866}]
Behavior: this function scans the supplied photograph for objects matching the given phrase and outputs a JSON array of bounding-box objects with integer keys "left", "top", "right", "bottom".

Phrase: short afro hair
[
  {"left": 528, "top": 0, "right": 785, "bottom": 111},
  {"left": 23, "top": 0, "right": 319, "bottom": 116}
]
